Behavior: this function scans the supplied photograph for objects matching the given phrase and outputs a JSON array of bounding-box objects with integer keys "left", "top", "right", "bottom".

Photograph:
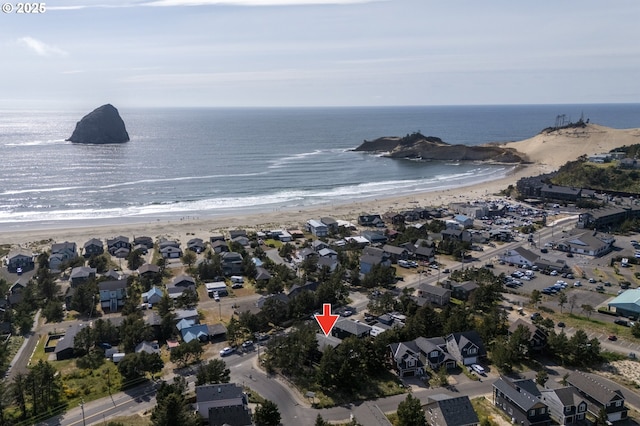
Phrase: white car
[
  {"left": 550, "top": 270, "right": 558, "bottom": 276},
  {"left": 213, "top": 291, "right": 220, "bottom": 302},
  {"left": 219, "top": 347, "right": 234, "bottom": 356},
  {"left": 471, "top": 364, "right": 486, "bottom": 375},
  {"left": 573, "top": 281, "right": 582, "bottom": 287}
]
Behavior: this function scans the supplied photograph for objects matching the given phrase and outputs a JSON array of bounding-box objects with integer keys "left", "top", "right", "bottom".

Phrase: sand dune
[{"left": 504, "top": 123, "right": 640, "bottom": 172}]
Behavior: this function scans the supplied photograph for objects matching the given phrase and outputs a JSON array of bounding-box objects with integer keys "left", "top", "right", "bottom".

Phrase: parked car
[
  {"left": 614, "top": 319, "right": 630, "bottom": 327},
  {"left": 471, "top": 364, "right": 486, "bottom": 375},
  {"left": 531, "top": 312, "right": 541, "bottom": 320},
  {"left": 595, "top": 286, "right": 605, "bottom": 293},
  {"left": 219, "top": 347, "right": 234, "bottom": 356},
  {"left": 573, "top": 281, "right": 582, "bottom": 287},
  {"left": 557, "top": 322, "right": 565, "bottom": 328},
  {"left": 588, "top": 278, "right": 596, "bottom": 283},
  {"left": 540, "top": 248, "right": 548, "bottom": 253},
  {"left": 213, "top": 291, "right": 220, "bottom": 302},
  {"left": 242, "top": 340, "right": 254, "bottom": 349},
  {"left": 608, "top": 335, "right": 617, "bottom": 341}
]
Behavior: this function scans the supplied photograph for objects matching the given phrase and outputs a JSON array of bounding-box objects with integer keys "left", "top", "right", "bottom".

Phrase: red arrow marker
[{"left": 315, "top": 303, "right": 339, "bottom": 336}]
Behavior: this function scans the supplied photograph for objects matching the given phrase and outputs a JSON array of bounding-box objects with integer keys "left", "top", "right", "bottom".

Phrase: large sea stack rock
[{"left": 67, "top": 104, "right": 130, "bottom": 144}]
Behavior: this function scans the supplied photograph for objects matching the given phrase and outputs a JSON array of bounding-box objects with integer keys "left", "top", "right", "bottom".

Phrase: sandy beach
[{"left": 2, "top": 123, "right": 638, "bottom": 251}]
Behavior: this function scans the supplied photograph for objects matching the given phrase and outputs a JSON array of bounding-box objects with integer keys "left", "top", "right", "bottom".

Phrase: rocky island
[
  {"left": 67, "top": 104, "right": 130, "bottom": 144},
  {"left": 354, "top": 131, "right": 527, "bottom": 163}
]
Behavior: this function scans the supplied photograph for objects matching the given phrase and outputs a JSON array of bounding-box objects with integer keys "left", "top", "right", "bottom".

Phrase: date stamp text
[{"left": 2, "top": 3, "right": 46, "bottom": 13}]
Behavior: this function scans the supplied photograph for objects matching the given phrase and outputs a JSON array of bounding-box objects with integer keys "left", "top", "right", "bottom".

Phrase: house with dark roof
[
  {"left": 414, "top": 337, "right": 456, "bottom": 371},
  {"left": 382, "top": 244, "right": 409, "bottom": 262},
  {"left": 54, "top": 323, "right": 88, "bottom": 360},
  {"left": 358, "top": 213, "right": 384, "bottom": 227},
  {"left": 424, "top": 394, "right": 479, "bottom": 426},
  {"left": 159, "top": 243, "right": 182, "bottom": 259},
  {"left": 49, "top": 241, "right": 77, "bottom": 272},
  {"left": 540, "top": 184, "right": 581, "bottom": 202},
  {"left": 208, "top": 323, "right": 227, "bottom": 341},
  {"left": 221, "top": 252, "right": 243, "bottom": 276},
  {"left": 70, "top": 266, "right": 97, "bottom": 287},
  {"left": 137, "top": 263, "right": 160, "bottom": 279},
  {"left": 210, "top": 239, "right": 230, "bottom": 254},
  {"left": 493, "top": 376, "right": 550, "bottom": 426},
  {"left": 6, "top": 249, "right": 35, "bottom": 273},
  {"left": 82, "top": 238, "right": 104, "bottom": 258},
  {"left": 98, "top": 279, "right": 127, "bottom": 312},
  {"left": 441, "top": 280, "right": 479, "bottom": 301},
  {"left": 566, "top": 370, "right": 628, "bottom": 423},
  {"left": 332, "top": 319, "right": 372, "bottom": 340},
  {"left": 509, "top": 318, "right": 548, "bottom": 353},
  {"left": 320, "top": 217, "right": 339, "bottom": 234},
  {"left": 445, "top": 331, "right": 486, "bottom": 366},
  {"left": 388, "top": 341, "right": 425, "bottom": 377},
  {"left": 187, "top": 238, "right": 206, "bottom": 253},
  {"left": 195, "top": 383, "right": 252, "bottom": 426},
  {"left": 540, "top": 387, "right": 588, "bottom": 425},
  {"left": 359, "top": 246, "right": 392, "bottom": 275},
  {"left": 133, "top": 236, "right": 154, "bottom": 250},
  {"left": 106, "top": 236, "right": 131, "bottom": 256},
  {"left": 135, "top": 340, "right": 160, "bottom": 355},
  {"left": 415, "top": 283, "right": 451, "bottom": 307},
  {"left": 362, "top": 230, "right": 388, "bottom": 245}
]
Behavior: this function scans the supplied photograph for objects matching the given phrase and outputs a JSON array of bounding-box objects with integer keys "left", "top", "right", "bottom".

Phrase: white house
[
  {"left": 307, "top": 219, "right": 328, "bottom": 237},
  {"left": 500, "top": 246, "right": 539, "bottom": 267}
]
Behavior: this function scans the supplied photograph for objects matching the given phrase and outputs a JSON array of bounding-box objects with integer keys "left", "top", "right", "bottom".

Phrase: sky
[{"left": 2, "top": 0, "right": 640, "bottom": 109}]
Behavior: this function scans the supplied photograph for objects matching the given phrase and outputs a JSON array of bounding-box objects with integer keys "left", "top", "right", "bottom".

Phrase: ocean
[{"left": 1, "top": 104, "right": 640, "bottom": 231}]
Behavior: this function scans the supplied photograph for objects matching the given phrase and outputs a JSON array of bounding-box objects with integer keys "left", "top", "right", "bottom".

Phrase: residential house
[
  {"left": 287, "top": 281, "right": 319, "bottom": 300},
  {"left": 414, "top": 337, "right": 457, "bottom": 371},
  {"left": 211, "top": 239, "right": 230, "bottom": 254},
  {"left": 98, "top": 279, "right": 128, "bottom": 312},
  {"left": 70, "top": 266, "right": 97, "bottom": 287},
  {"left": 566, "top": 370, "right": 628, "bottom": 423},
  {"left": 8, "top": 280, "right": 27, "bottom": 306},
  {"left": 54, "top": 323, "right": 87, "bottom": 361},
  {"left": 361, "top": 230, "right": 388, "bottom": 245},
  {"left": 221, "top": 252, "right": 243, "bottom": 276},
  {"left": 358, "top": 213, "right": 384, "bottom": 227},
  {"left": 195, "top": 383, "right": 252, "bottom": 426},
  {"left": 493, "top": 376, "right": 551, "bottom": 426},
  {"left": 454, "top": 214, "right": 474, "bottom": 228},
  {"left": 228, "top": 230, "right": 247, "bottom": 240},
  {"left": 382, "top": 244, "right": 409, "bottom": 262},
  {"left": 318, "top": 247, "right": 338, "bottom": 259},
  {"left": 171, "top": 274, "right": 196, "bottom": 289},
  {"left": 577, "top": 205, "right": 640, "bottom": 230},
  {"left": 317, "top": 256, "right": 339, "bottom": 273},
  {"left": 205, "top": 281, "right": 228, "bottom": 297},
  {"left": 509, "top": 318, "right": 548, "bottom": 353},
  {"left": 135, "top": 341, "right": 160, "bottom": 355},
  {"left": 415, "top": 283, "right": 451, "bottom": 307},
  {"left": 49, "top": 241, "right": 77, "bottom": 272},
  {"left": 500, "top": 246, "right": 539, "bottom": 267},
  {"left": 82, "top": 238, "right": 104, "bottom": 258},
  {"left": 388, "top": 340, "right": 425, "bottom": 377},
  {"left": 383, "top": 211, "right": 405, "bottom": 226},
  {"left": 175, "top": 308, "right": 199, "bottom": 322},
  {"left": 137, "top": 263, "right": 160, "bottom": 279},
  {"left": 332, "top": 319, "right": 372, "bottom": 340},
  {"left": 441, "top": 229, "right": 472, "bottom": 242},
  {"left": 133, "top": 236, "right": 154, "bottom": 250},
  {"left": 142, "top": 286, "right": 164, "bottom": 305},
  {"left": 442, "top": 280, "right": 479, "bottom": 301},
  {"left": 187, "top": 238, "right": 206, "bottom": 253},
  {"left": 159, "top": 240, "right": 182, "bottom": 259},
  {"left": 6, "top": 249, "right": 34, "bottom": 273},
  {"left": 359, "top": 246, "right": 392, "bottom": 275},
  {"left": 311, "top": 240, "right": 330, "bottom": 252},
  {"left": 445, "top": 331, "right": 486, "bottom": 366},
  {"left": 181, "top": 324, "right": 210, "bottom": 343},
  {"left": 307, "top": 219, "right": 328, "bottom": 237},
  {"left": 424, "top": 394, "right": 480, "bottom": 426},
  {"left": 540, "top": 387, "right": 588, "bottom": 425},
  {"left": 255, "top": 266, "right": 272, "bottom": 283},
  {"left": 106, "top": 236, "right": 131, "bottom": 256},
  {"left": 209, "top": 233, "right": 226, "bottom": 244},
  {"left": 320, "top": 217, "right": 339, "bottom": 234},
  {"left": 208, "top": 323, "right": 227, "bottom": 341}
]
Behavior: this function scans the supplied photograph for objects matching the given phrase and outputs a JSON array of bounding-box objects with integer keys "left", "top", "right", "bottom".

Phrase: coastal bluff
[
  {"left": 354, "top": 132, "right": 526, "bottom": 163},
  {"left": 67, "top": 104, "right": 130, "bottom": 144}
]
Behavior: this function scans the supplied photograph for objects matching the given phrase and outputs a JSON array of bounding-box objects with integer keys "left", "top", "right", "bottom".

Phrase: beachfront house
[
  {"left": 107, "top": 236, "right": 131, "bottom": 256},
  {"left": 187, "top": 238, "right": 206, "bottom": 253},
  {"left": 6, "top": 249, "right": 34, "bottom": 273},
  {"left": 49, "top": 241, "right": 78, "bottom": 272},
  {"left": 307, "top": 219, "right": 328, "bottom": 237},
  {"left": 83, "top": 238, "right": 104, "bottom": 258}
]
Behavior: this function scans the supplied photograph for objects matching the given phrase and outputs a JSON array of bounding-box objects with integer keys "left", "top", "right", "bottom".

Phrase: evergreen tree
[
  {"left": 254, "top": 400, "right": 281, "bottom": 426},
  {"left": 396, "top": 394, "right": 426, "bottom": 426}
]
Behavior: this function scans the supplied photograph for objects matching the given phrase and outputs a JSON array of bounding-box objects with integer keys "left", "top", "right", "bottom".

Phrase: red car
[{"left": 608, "top": 335, "right": 617, "bottom": 341}]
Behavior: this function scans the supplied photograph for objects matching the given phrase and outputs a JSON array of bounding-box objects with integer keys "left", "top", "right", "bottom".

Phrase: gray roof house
[
  {"left": 6, "top": 249, "right": 35, "bottom": 273},
  {"left": 424, "top": 394, "right": 479, "bottom": 426},
  {"left": 70, "top": 266, "right": 97, "bottom": 287},
  {"left": 83, "top": 238, "right": 104, "bottom": 258},
  {"left": 492, "top": 376, "right": 550, "bottom": 426},
  {"left": 415, "top": 283, "right": 451, "bottom": 307},
  {"left": 540, "top": 387, "right": 588, "bottom": 425},
  {"left": 332, "top": 319, "right": 372, "bottom": 340},
  {"left": 566, "top": 370, "right": 628, "bottom": 423},
  {"left": 195, "top": 383, "right": 252, "bottom": 426},
  {"left": 445, "top": 331, "right": 486, "bottom": 366}
]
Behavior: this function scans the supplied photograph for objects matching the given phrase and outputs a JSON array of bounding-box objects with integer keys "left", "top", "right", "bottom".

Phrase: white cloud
[{"left": 18, "top": 37, "right": 68, "bottom": 57}]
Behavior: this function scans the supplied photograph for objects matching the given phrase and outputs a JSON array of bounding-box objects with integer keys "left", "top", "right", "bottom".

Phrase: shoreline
[{"left": 0, "top": 162, "right": 539, "bottom": 249}]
